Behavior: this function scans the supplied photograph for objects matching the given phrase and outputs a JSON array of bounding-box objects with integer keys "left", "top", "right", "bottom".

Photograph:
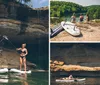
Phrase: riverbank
[
  {"left": 51, "top": 21, "right": 100, "bottom": 41},
  {"left": 50, "top": 60, "right": 100, "bottom": 71}
]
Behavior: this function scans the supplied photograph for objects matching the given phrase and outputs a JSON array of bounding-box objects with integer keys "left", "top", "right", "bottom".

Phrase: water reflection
[
  {"left": 0, "top": 72, "right": 48, "bottom": 85},
  {"left": 0, "top": 73, "right": 29, "bottom": 85},
  {"left": 21, "top": 73, "right": 29, "bottom": 85}
]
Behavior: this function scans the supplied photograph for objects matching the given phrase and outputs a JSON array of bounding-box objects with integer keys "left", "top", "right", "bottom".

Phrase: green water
[
  {"left": 50, "top": 13, "right": 86, "bottom": 25},
  {"left": 0, "top": 72, "right": 48, "bottom": 85}
]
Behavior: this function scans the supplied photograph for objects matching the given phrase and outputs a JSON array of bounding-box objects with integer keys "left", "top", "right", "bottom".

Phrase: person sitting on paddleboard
[
  {"left": 16, "top": 43, "right": 28, "bottom": 72},
  {"left": 79, "top": 14, "right": 84, "bottom": 22},
  {"left": 68, "top": 75, "right": 73, "bottom": 80},
  {"left": 71, "top": 13, "right": 76, "bottom": 23}
]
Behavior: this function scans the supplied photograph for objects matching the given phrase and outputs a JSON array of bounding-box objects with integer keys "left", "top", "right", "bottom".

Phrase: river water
[
  {"left": 50, "top": 13, "right": 86, "bottom": 25},
  {"left": 0, "top": 72, "right": 48, "bottom": 85},
  {"left": 51, "top": 76, "right": 100, "bottom": 85}
]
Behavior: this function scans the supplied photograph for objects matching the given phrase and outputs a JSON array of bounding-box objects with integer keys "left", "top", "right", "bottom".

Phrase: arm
[{"left": 16, "top": 48, "right": 21, "bottom": 50}]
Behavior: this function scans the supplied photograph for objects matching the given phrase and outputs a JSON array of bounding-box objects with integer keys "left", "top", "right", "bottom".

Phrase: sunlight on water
[{"left": 0, "top": 72, "right": 48, "bottom": 85}]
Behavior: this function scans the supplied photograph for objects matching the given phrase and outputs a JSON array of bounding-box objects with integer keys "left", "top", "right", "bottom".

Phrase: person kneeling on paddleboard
[{"left": 16, "top": 43, "right": 28, "bottom": 72}]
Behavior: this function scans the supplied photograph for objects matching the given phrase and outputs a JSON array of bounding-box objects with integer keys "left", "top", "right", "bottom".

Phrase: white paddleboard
[
  {"left": 56, "top": 78, "right": 86, "bottom": 83},
  {"left": 0, "top": 68, "right": 8, "bottom": 73},
  {"left": 61, "top": 21, "right": 81, "bottom": 36},
  {"left": 10, "top": 69, "right": 31, "bottom": 74}
]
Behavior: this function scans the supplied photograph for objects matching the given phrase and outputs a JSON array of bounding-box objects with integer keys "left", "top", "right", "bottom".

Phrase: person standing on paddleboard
[{"left": 16, "top": 43, "right": 28, "bottom": 72}]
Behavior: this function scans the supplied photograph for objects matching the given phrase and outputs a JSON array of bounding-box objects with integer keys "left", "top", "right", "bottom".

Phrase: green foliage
[
  {"left": 87, "top": 6, "right": 100, "bottom": 20},
  {"left": 51, "top": 1, "right": 100, "bottom": 20},
  {"left": 50, "top": 1, "right": 87, "bottom": 17}
]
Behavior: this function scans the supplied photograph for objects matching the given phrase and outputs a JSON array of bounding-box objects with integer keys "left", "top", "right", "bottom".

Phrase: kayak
[
  {"left": 10, "top": 69, "right": 31, "bottom": 74},
  {"left": 61, "top": 21, "right": 81, "bottom": 36},
  {"left": 56, "top": 78, "right": 86, "bottom": 83}
]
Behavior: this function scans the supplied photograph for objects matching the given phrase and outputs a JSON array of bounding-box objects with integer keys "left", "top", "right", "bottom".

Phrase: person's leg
[
  {"left": 20, "top": 57, "right": 23, "bottom": 71},
  {"left": 23, "top": 57, "right": 26, "bottom": 72}
]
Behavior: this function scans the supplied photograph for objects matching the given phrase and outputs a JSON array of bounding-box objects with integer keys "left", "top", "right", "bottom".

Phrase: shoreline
[
  {"left": 50, "top": 60, "right": 100, "bottom": 72},
  {"left": 50, "top": 21, "right": 100, "bottom": 41}
]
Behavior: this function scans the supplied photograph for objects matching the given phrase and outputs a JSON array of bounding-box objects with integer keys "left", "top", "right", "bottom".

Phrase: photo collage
[{"left": 0, "top": 0, "right": 100, "bottom": 85}]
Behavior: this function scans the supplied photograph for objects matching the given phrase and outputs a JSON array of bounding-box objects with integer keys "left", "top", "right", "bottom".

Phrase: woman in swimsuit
[
  {"left": 79, "top": 14, "right": 84, "bottom": 22},
  {"left": 71, "top": 13, "right": 76, "bottom": 23},
  {"left": 16, "top": 43, "right": 28, "bottom": 72}
]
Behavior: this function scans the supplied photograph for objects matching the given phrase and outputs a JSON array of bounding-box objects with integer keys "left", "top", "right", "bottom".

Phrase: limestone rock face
[
  {"left": 0, "top": 2, "right": 48, "bottom": 44},
  {"left": 0, "top": 19, "right": 20, "bottom": 35},
  {"left": 0, "top": 19, "right": 48, "bottom": 44},
  {"left": 51, "top": 44, "right": 100, "bottom": 67},
  {"left": 0, "top": 4, "right": 8, "bottom": 18}
]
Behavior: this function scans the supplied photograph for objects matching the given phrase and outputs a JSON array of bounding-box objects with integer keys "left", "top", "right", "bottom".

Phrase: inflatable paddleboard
[
  {"left": 56, "top": 78, "right": 86, "bottom": 83},
  {"left": 61, "top": 21, "right": 81, "bottom": 36},
  {"left": 0, "top": 68, "right": 8, "bottom": 73},
  {"left": 50, "top": 25, "right": 64, "bottom": 38},
  {"left": 10, "top": 69, "right": 31, "bottom": 74},
  {"left": 0, "top": 68, "right": 31, "bottom": 74}
]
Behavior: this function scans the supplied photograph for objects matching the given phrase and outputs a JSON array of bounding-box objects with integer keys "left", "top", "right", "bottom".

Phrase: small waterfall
[
  {"left": 37, "top": 9, "right": 41, "bottom": 23},
  {"left": 0, "top": 4, "right": 8, "bottom": 18},
  {"left": 8, "top": 2, "right": 17, "bottom": 19}
]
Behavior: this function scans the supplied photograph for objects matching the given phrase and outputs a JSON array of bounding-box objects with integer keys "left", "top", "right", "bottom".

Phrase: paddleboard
[
  {"left": 56, "top": 78, "right": 86, "bottom": 83},
  {"left": 61, "top": 21, "right": 81, "bottom": 36},
  {"left": 0, "top": 68, "right": 8, "bottom": 73},
  {"left": 10, "top": 69, "right": 31, "bottom": 74},
  {"left": 50, "top": 25, "right": 64, "bottom": 38}
]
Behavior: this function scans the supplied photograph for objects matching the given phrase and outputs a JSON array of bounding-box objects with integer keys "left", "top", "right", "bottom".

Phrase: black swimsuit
[{"left": 20, "top": 50, "right": 26, "bottom": 58}]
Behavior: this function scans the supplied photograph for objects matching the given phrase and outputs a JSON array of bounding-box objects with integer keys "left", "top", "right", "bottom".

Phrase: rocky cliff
[
  {"left": 0, "top": 2, "right": 48, "bottom": 70},
  {"left": 0, "top": 2, "right": 48, "bottom": 44},
  {"left": 51, "top": 43, "right": 100, "bottom": 67}
]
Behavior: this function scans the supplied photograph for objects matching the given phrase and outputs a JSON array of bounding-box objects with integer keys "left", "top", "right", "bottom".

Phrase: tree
[
  {"left": 94, "top": 8, "right": 100, "bottom": 19},
  {"left": 87, "top": 6, "right": 100, "bottom": 20},
  {"left": 50, "top": 1, "right": 87, "bottom": 17}
]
